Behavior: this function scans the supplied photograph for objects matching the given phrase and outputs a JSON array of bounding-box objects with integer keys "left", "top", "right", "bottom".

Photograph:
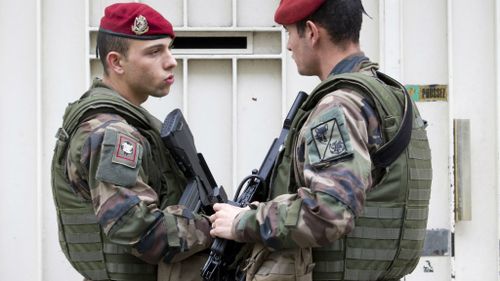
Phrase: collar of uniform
[
  {"left": 81, "top": 77, "right": 162, "bottom": 129},
  {"left": 330, "top": 52, "right": 370, "bottom": 76},
  {"left": 91, "top": 78, "right": 163, "bottom": 129},
  {"left": 84, "top": 78, "right": 136, "bottom": 107}
]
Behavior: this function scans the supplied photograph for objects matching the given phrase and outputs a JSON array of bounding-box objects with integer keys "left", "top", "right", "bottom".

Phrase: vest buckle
[{"left": 55, "top": 127, "right": 69, "bottom": 142}]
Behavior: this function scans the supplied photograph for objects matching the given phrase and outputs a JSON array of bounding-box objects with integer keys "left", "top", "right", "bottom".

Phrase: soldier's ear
[
  {"left": 305, "top": 20, "right": 320, "bottom": 46},
  {"left": 107, "top": 51, "right": 125, "bottom": 75}
]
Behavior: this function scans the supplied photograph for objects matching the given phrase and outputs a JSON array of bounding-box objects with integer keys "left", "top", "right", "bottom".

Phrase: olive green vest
[
  {"left": 51, "top": 85, "right": 186, "bottom": 281},
  {"left": 271, "top": 72, "right": 432, "bottom": 281}
]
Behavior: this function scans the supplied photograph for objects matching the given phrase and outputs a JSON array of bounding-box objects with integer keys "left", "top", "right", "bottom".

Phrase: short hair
[
  {"left": 96, "top": 32, "right": 131, "bottom": 75},
  {"left": 296, "top": 0, "right": 364, "bottom": 48}
]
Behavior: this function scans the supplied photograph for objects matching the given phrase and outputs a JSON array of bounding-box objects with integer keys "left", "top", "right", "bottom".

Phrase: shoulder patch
[
  {"left": 96, "top": 128, "right": 143, "bottom": 187},
  {"left": 113, "top": 133, "right": 140, "bottom": 168},
  {"left": 306, "top": 106, "right": 353, "bottom": 166}
]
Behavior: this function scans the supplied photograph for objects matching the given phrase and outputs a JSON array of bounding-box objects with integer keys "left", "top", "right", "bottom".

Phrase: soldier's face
[
  {"left": 285, "top": 24, "right": 316, "bottom": 76},
  {"left": 121, "top": 37, "right": 177, "bottom": 101}
]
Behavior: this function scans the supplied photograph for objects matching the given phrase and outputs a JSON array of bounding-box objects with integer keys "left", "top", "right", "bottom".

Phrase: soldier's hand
[{"left": 209, "top": 203, "right": 250, "bottom": 239}]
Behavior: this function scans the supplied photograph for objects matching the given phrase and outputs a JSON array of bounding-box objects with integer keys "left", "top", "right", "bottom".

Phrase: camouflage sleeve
[
  {"left": 66, "top": 113, "right": 212, "bottom": 264},
  {"left": 233, "top": 89, "right": 382, "bottom": 250}
]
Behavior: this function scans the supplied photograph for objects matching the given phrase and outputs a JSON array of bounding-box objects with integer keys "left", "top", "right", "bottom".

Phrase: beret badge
[{"left": 132, "top": 15, "right": 149, "bottom": 35}]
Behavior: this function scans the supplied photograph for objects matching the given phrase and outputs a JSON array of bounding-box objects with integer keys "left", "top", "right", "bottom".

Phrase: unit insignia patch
[
  {"left": 113, "top": 133, "right": 139, "bottom": 168},
  {"left": 311, "top": 118, "right": 348, "bottom": 161}
]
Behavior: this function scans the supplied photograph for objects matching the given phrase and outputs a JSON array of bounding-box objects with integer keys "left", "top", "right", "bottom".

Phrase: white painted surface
[
  {"left": 450, "top": 1, "right": 498, "bottom": 280},
  {"left": 0, "top": 0, "right": 498, "bottom": 280},
  {"left": 405, "top": 257, "right": 451, "bottom": 281},
  {"left": 41, "top": 0, "right": 88, "bottom": 280},
  {"left": 187, "top": 59, "right": 234, "bottom": 192},
  {"left": 0, "top": 1, "right": 40, "bottom": 280},
  {"left": 360, "top": 0, "right": 380, "bottom": 63},
  {"left": 402, "top": 2, "right": 452, "bottom": 279},
  {"left": 236, "top": 59, "right": 282, "bottom": 187}
]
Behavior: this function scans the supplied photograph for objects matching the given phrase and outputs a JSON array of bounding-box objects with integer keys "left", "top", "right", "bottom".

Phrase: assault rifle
[
  {"left": 160, "top": 109, "right": 228, "bottom": 216},
  {"left": 201, "top": 91, "right": 309, "bottom": 281}
]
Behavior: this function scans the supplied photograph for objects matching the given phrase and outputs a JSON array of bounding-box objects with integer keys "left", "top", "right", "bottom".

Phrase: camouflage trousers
[
  {"left": 244, "top": 244, "right": 314, "bottom": 281},
  {"left": 83, "top": 252, "right": 208, "bottom": 281}
]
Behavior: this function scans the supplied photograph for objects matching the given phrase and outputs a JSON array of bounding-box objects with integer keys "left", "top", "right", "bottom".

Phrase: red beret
[
  {"left": 274, "top": 0, "right": 326, "bottom": 25},
  {"left": 99, "top": 3, "right": 174, "bottom": 39}
]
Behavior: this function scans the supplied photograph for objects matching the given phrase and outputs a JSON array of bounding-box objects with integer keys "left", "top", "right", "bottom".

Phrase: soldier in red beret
[
  {"left": 210, "top": 1, "right": 432, "bottom": 281},
  {"left": 51, "top": 3, "right": 212, "bottom": 281}
]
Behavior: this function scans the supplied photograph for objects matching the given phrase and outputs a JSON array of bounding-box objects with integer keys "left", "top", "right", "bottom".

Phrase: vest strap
[
  {"left": 347, "top": 227, "right": 400, "bottom": 240},
  {"left": 107, "top": 262, "right": 155, "bottom": 274},
  {"left": 403, "top": 229, "right": 426, "bottom": 241},
  {"left": 409, "top": 179, "right": 432, "bottom": 189},
  {"left": 103, "top": 243, "right": 131, "bottom": 254},
  {"left": 410, "top": 168, "right": 433, "bottom": 181},
  {"left": 411, "top": 130, "right": 428, "bottom": 140},
  {"left": 408, "top": 146, "right": 432, "bottom": 160},
  {"left": 55, "top": 127, "right": 69, "bottom": 142},
  {"left": 65, "top": 232, "right": 101, "bottom": 244},
  {"left": 83, "top": 269, "right": 109, "bottom": 280},
  {"left": 69, "top": 250, "right": 104, "bottom": 262},
  {"left": 371, "top": 71, "right": 413, "bottom": 168},
  {"left": 344, "top": 268, "right": 385, "bottom": 280},
  {"left": 361, "top": 207, "right": 404, "bottom": 219},
  {"left": 398, "top": 248, "right": 423, "bottom": 260},
  {"left": 346, "top": 247, "right": 397, "bottom": 261},
  {"left": 406, "top": 207, "right": 429, "bottom": 220},
  {"left": 61, "top": 213, "right": 98, "bottom": 225},
  {"left": 408, "top": 188, "right": 431, "bottom": 201}
]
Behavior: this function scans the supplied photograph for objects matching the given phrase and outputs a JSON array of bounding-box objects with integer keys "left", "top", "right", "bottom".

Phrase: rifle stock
[
  {"left": 201, "top": 91, "right": 309, "bottom": 281},
  {"left": 160, "top": 109, "right": 227, "bottom": 215}
]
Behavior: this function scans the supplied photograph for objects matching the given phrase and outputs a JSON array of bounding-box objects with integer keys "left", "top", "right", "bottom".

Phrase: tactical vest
[
  {"left": 51, "top": 86, "right": 186, "bottom": 281},
  {"left": 271, "top": 72, "right": 432, "bottom": 281}
]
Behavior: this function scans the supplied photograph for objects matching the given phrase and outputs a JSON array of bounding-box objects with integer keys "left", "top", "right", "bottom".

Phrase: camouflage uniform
[
  {"left": 232, "top": 54, "right": 384, "bottom": 280},
  {"left": 54, "top": 79, "right": 211, "bottom": 281},
  {"left": 232, "top": 52, "right": 431, "bottom": 281},
  {"left": 233, "top": 54, "right": 380, "bottom": 248}
]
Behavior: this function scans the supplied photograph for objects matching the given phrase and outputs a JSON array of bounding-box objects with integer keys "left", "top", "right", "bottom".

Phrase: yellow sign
[{"left": 405, "top": 85, "right": 448, "bottom": 102}]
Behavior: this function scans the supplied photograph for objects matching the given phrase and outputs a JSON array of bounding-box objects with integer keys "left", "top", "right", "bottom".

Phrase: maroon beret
[
  {"left": 274, "top": 0, "right": 326, "bottom": 25},
  {"left": 99, "top": 3, "right": 174, "bottom": 39}
]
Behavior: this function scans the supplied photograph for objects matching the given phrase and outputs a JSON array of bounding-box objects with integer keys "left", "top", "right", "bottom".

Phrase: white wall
[
  {"left": 402, "top": 1, "right": 451, "bottom": 279},
  {"left": 41, "top": 0, "right": 88, "bottom": 280},
  {"left": 0, "top": 0, "right": 498, "bottom": 280},
  {"left": 0, "top": 0, "right": 41, "bottom": 280},
  {"left": 451, "top": 0, "right": 498, "bottom": 280}
]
